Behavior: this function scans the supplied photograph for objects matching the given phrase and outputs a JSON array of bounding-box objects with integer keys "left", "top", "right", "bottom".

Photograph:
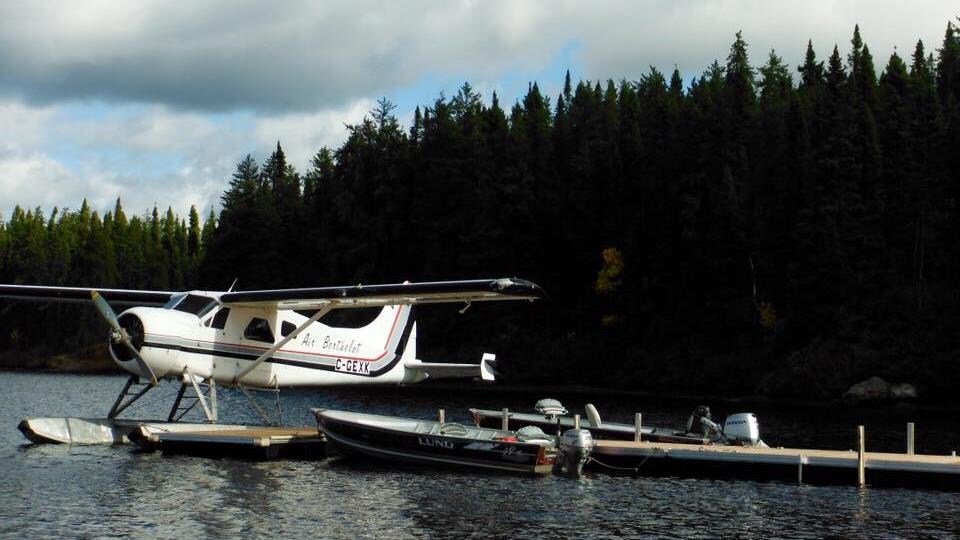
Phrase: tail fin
[
  {"left": 359, "top": 303, "right": 413, "bottom": 346},
  {"left": 373, "top": 304, "right": 498, "bottom": 384},
  {"left": 376, "top": 304, "right": 418, "bottom": 381}
]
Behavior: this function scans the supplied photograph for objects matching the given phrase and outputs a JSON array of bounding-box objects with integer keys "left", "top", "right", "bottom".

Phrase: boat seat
[
  {"left": 439, "top": 423, "right": 470, "bottom": 437},
  {"left": 585, "top": 403, "right": 602, "bottom": 427},
  {"left": 416, "top": 422, "right": 440, "bottom": 434}
]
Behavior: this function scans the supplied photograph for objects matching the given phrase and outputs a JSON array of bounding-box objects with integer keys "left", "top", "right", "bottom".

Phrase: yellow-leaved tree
[{"left": 595, "top": 247, "right": 624, "bottom": 327}]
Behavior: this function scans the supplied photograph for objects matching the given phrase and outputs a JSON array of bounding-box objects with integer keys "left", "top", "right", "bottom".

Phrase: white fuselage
[{"left": 110, "top": 296, "right": 425, "bottom": 387}]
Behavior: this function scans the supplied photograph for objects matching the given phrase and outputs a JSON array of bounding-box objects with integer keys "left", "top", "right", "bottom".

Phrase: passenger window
[
  {"left": 281, "top": 321, "right": 296, "bottom": 337},
  {"left": 244, "top": 317, "right": 274, "bottom": 343},
  {"left": 211, "top": 308, "right": 231, "bottom": 330}
]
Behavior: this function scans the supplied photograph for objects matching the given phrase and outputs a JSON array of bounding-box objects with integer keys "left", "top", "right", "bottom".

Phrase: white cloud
[
  {"left": 573, "top": 0, "right": 958, "bottom": 82},
  {"left": 0, "top": 148, "right": 79, "bottom": 215},
  {"left": 0, "top": 102, "right": 57, "bottom": 150},
  {"left": 0, "top": 97, "right": 378, "bottom": 219},
  {"left": 254, "top": 98, "right": 374, "bottom": 170},
  {"left": 1, "top": 1, "right": 957, "bottom": 222}
]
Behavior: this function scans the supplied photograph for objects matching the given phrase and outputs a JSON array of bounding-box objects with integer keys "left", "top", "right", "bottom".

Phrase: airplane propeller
[{"left": 91, "top": 291, "right": 158, "bottom": 386}]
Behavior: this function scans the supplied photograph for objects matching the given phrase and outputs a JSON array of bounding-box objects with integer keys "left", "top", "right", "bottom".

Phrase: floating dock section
[
  {"left": 132, "top": 424, "right": 326, "bottom": 460},
  {"left": 590, "top": 440, "right": 960, "bottom": 489}
]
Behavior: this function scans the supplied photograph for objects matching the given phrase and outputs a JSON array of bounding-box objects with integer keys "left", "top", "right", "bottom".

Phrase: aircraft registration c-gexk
[{"left": 0, "top": 278, "right": 544, "bottom": 426}]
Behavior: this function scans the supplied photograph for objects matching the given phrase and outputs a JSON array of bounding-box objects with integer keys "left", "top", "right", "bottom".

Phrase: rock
[
  {"left": 755, "top": 338, "right": 860, "bottom": 399},
  {"left": 843, "top": 376, "right": 890, "bottom": 403},
  {"left": 890, "top": 382, "right": 918, "bottom": 400}
]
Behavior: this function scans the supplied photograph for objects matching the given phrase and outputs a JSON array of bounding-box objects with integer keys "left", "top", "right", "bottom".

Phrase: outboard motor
[
  {"left": 722, "top": 413, "right": 766, "bottom": 447},
  {"left": 553, "top": 428, "right": 594, "bottom": 478}
]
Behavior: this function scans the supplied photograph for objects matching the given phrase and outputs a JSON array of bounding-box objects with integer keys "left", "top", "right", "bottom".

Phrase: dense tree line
[
  {"left": 0, "top": 200, "right": 213, "bottom": 356},
  {"left": 3, "top": 23, "right": 960, "bottom": 400}
]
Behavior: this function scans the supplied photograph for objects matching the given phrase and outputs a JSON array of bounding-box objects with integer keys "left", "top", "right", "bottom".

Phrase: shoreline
[{"left": 0, "top": 366, "right": 940, "bottom": 413}]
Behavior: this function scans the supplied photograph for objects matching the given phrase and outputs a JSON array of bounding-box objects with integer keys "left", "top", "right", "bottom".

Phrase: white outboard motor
[
  {"left": 554, "top": 428, "right": 594, "bottom": 478},
  {"left": 722, "top": 413, "right": 766, "bottom": 447}
]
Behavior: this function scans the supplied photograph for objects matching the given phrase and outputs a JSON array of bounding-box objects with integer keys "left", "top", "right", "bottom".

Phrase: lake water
[{"left": 1, "top": 371, "right": 959, "bottom": 538}]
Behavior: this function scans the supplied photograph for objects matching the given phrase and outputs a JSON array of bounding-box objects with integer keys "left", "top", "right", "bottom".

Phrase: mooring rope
[{"left": 585, "top": 454, "right": 647, "bottom": 472}]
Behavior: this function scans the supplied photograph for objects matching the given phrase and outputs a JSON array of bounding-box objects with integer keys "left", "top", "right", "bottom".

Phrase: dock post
[
  {"left": 438, "top": 408, "right": 445, "bottom": 424},
  {"left": 907, "top": 422, "right": 915, "bottom": 455},
  {"left": 635, "top": 413, "right": 642, "bottom": 442},
  {"left": 857, "top": 425, "right": 866, "bottom": 487},
  {"left": 798, "top": 455, "right": 807, "bottom": 484},
  {"left": 574, "top": 414, "right": 580, "bottom": 430},
  {"left": 502, "top": 408, "right": 509, "bottom": 431}
]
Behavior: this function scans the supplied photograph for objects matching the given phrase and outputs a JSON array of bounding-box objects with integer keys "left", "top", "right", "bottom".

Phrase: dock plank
[
  {"left": 596, "top": 440, "right": 960, "bottom": 466},
  {"left": 595, "top": 440, "right": 960, "bottom": 466},
  {"left": 167, "top": 427, "right": 320, "bottom": 439},
  {"left": 136, "top": 424, "right": 326, "bottom": 460},
  {"left": 591, "top": 440, "right": 960, "bottom": 488}
]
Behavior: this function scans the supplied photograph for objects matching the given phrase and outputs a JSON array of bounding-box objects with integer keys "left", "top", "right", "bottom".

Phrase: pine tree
[
  {"left": 202, "top": 156, "right": 261, "bottom": 288},
  {"left": 848, "top": 25, "right": 878, "bottom": 111},
  {"left": 908, "top": 40, "right": 944, "bottom": 306},
  {"left": 937, "top": 21, "right": 960, "bottom": 101}
]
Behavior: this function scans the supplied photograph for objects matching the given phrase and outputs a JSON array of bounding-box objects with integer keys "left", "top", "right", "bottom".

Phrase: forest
[{"left": 2, "top": 23, "right": 960, "bottom": 402}]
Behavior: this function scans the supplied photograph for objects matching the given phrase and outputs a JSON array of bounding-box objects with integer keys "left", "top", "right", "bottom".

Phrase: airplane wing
[
  {"left": 0, "top": 284, "right": 175, "bottom": 306},
  {"left": 219, "top": 278, "right": 544, "bottom": 310}
]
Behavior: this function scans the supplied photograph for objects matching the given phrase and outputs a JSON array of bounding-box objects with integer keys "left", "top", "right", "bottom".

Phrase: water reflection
[{"left": 3, "top": 371, "right": 960, "bottom": 538}]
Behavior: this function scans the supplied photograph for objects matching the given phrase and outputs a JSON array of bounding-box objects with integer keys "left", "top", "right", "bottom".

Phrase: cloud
[
  {"left": 254, "top": 98, "right": 374, "bottom": 169},
  {"left": 574, "top": 0, "right": 959, "bottom": 83},
  {"left": 1, "top": 1, "right": 957, "bottom": 221},
  {"left": 0, "top": 97, "right": 375, "bottom": 218},
  {"left": 0, "top": 102, "right": 57, "bottom": 149},
  {"left": 0, "top": 1, "right": 956, "bottom": 113},
  {"left": 0, "top": 0, "right": 557, "bottom": 112},
  {"left": 0, "top": 148, "right": 76, "bottom": 217}
]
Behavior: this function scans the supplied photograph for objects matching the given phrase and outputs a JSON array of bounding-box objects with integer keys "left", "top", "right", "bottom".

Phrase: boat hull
[
  {"left": 470, "top": 409, "right": 711, "bottom": 445},
  {"left": 317, "top": 410, "right": 554, "bottom": 475}
]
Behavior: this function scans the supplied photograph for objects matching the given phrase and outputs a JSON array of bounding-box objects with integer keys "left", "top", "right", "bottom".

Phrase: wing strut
[{"left": 232, "top": 307, "right": 332, "bottom": 385}]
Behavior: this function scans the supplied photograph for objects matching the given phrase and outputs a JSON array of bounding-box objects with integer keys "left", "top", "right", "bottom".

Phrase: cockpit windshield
[
  {"left": 163, "top": 293, "right": 187, "bottom": 309},
  {"left": 169, "top": 294, "right": 218, "bottom": 317}
]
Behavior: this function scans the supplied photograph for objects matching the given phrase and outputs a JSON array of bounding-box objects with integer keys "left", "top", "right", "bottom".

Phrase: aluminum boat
[
  {"left": 313, "top": 408, "right": 558, "bottom": 474},
  {"left": 471, "top": 400, "right": 767, "bottom": 447}
]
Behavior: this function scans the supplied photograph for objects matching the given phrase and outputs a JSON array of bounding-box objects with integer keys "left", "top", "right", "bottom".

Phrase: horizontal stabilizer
[{"left": 405, "top": 353, "right": 497, "bottom": 382}]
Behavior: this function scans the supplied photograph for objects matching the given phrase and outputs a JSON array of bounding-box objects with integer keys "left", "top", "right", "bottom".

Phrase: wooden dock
[
  {"left": 590, "top": 440, "right": 960, "bottom": 489},
  {"left": 133, "top": 424, "right": 326, "bottom": 460}
]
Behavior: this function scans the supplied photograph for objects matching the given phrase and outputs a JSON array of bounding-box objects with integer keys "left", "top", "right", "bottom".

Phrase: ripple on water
[{"left": 2, "top": 371, "right": 960, "bottom": 538}]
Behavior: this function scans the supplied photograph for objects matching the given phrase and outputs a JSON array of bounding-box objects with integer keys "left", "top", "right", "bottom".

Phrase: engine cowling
[
  {"left": 554, "top": 428, "right": 594, "bottom": 478},
  {"left": 109, "top": 313, "right": 145, "bottom": 363},
  {"left": 723, "top": 413, "right": 762, "bottom": 446},
  {"left": 107, "top": 307, "right": 201, "bottom": 380}
]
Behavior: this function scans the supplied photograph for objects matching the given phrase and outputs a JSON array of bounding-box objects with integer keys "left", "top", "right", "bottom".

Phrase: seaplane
[{"left": 0, "top": 278, "right": 544, "bottom": 444}]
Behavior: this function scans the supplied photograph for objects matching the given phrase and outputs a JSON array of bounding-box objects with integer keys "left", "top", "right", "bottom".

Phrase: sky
[{"left": 0, "top": 0, "right": 957, "bottom": 220}]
